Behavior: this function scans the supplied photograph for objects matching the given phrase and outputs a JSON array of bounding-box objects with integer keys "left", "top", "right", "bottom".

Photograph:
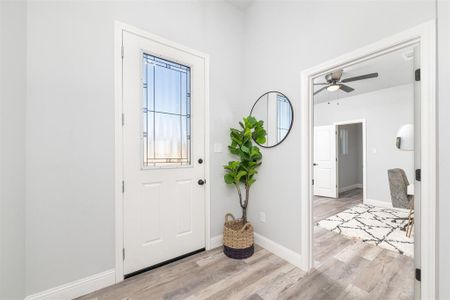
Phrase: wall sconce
[{"left": 396, "top": 124, "right": 414, "bottom": 151}]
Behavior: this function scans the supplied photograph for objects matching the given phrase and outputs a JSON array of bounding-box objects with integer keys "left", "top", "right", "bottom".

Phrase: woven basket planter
[{"left": 223, "top": 213, "right": 254, "bottom": 259}]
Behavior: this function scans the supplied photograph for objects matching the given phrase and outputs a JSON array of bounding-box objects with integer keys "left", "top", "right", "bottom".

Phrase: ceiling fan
[{"left": 314, "top": 69, "right": 379, "bottom": 95}]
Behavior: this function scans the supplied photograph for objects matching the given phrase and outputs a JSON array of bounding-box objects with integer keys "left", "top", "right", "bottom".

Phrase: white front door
[
  {"left": 122, "top": 31, "right": 206, "bottom": 275},
  {"left": 313, "top": 125, "right": 337, "bottom": 198}
]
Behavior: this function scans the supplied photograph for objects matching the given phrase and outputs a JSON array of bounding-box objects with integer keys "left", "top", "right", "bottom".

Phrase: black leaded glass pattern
[{"left": 142, "top": 53, "right": 191, "bottom": 167}]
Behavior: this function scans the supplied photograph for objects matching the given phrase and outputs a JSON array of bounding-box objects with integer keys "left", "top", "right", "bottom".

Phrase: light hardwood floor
[
  {"left": 313, "top": 188, "right": 363, "bottom": 223},
  {"left": 79, "top": 189, "right": 414, "bottom": 300}
]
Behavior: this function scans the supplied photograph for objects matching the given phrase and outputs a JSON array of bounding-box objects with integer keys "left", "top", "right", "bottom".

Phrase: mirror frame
[{"left": 250, "top": 90, "right": 294, "bottom": 148}]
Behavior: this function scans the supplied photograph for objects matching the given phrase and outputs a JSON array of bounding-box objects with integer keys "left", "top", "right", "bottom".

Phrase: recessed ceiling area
[{"left": 313, "top": 45, "right": 417, "bottom": 103}]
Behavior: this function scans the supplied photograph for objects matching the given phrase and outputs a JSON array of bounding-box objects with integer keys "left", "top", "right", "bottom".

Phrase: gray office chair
[
  {"left": 388, "top": 168, "right": 413, "bottom": 209},
  {"left": 388, "top": 168, "right": 414, "bottom": 233}
]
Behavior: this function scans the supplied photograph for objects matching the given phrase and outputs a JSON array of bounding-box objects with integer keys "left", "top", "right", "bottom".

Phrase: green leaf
[
  {"left": 248, "top": 169, "right": 256, "bottom": 176},
  {"left": 245, "top": 116, "right": 257, "bottom": 127},
  {"left": 250, "top": 146, "right": 260, "bottom": 157},
  {"left": 235, "top": 170, "right": 247, "bottom": 182},
  {"left": 231, "top": 136, "right": 241, "bottom": 145},
  {"left": 224, "top": 174, "right": 235, "bottom": 184},
  {"left": 256, "top": 136, "right": 266, "bottom": 144},
  {"left": 228, "top": 146, "right": 239, "bottom": 155},
  {"left": 225, "top": 161, "right": 240, "bottom": 169},
  {"left": 247, "top": 178, "right": 256, "bottom": 186}
]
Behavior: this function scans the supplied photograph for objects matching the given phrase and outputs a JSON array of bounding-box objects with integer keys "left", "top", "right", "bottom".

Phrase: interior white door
[
  {"left": 313, "top": 125, "right": 337, "bottom": 198},
  {"left": 122, "top": 31, "right": 206, "bottom": 275}
]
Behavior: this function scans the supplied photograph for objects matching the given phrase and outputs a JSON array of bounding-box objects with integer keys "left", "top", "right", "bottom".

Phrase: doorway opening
[
  {"left": 313, "top": 120, "right": 365, "bottom": 224},
  {"left": 300, "top": 21, "right": 436, "bottom": 299},
  {"left": 337, "top": 122, "right": 364, "bottom": 200},
  {"left": 312, "top": 45, "right": 418, "bottom": 297}
]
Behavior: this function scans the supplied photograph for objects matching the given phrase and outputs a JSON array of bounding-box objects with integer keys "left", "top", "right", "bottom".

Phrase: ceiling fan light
[{"left": 327, "top": 84, "right": 340, "bottom": 92}]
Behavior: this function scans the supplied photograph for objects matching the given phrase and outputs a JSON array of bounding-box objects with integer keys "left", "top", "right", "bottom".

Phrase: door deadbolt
[{"left": 198, "top": 179, "right": 206, "bottom": 185}]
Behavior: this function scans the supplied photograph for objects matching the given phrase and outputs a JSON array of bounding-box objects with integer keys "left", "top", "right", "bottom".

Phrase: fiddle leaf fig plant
[{"left": 224, "top": 116, "right": 267, "bottom": 223}]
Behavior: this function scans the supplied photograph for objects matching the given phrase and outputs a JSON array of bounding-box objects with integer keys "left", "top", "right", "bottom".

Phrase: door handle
[
  {"left": 198, "top": 179, "right": 206, "bottom": 185},
  {"left": 313, "top": 163, "right": 318, "bottom": 166}
]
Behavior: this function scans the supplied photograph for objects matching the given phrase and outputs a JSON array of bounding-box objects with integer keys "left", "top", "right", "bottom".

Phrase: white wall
[
  {"left": 437, "top": 1, "right": 450, "bottom": 298},
  {"left": 315, "top": 85, "right": 414, "bottom": 204},
  {"left": 337, "top": 123, "right": 362, "bottom": 191},
  {"left": 0, "top": 1, "right": 26, "bottom": 299},
  {"left": 243, "top": 1, "right": 435, "bottom": 253},
  {"left": 25, "top": 1, "right": 244, "bottom": 295}
]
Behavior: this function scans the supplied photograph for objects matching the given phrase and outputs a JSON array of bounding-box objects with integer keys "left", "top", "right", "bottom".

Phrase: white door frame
[
  {"left": 333, "top": 119, "right": 367, "bottom": 202},
  {"left": 300, "top": 21, "right": 436, "bottom": 299},
  {"left": 114, "top": 21, "right": 211, "bottom": 283}
]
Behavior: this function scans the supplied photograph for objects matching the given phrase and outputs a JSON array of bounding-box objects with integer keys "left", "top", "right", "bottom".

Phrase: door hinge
[
  {"left": 312, "top": 179, "right": 314, "bottom": 185},
  {"left": 121, "top": 45, "right": 124, "bottom": 59},
  {"left": 415, "top": 268, "right": 421, "bottom": 281},
  {"left": 122, "top": 113, "right": 125, "bottom": 126},
  {"left": 415, "top": 68, "right": 421, "bottom": 81},
  {"left": 123, "top": 248, "right": 125, "bottom": 260},
  {"left": 122, "top": 180, "right": 125, "bottom": 193},
  {"left": 415, "top": 169, "right": 421, "bottom": 182}
]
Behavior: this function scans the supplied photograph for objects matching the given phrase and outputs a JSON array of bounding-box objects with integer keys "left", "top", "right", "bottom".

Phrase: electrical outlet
[{"left": 259, "top": 212, "right": 266, "bottom": 223}]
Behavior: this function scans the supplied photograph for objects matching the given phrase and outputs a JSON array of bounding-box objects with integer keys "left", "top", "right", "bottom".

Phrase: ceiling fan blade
[
  {"left": 314, "top": 86, "right": 328, "bottom": 95},
  {"left": 341, "top": 72, "right": 379, "bottom": 83},
  {"left": 314, "top": 82, "right": 329, "bottom": 85},
  {"left": 339, "top": 84, "right": 355, "bottom": 93}
]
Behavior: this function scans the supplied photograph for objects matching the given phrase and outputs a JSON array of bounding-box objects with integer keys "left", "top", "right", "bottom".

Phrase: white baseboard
[
  {"left": 254, "top": 233, "right": 304, "bottom": 270},
  {"left": 25, "top": 234, "right": 305, "bottom": 299},
  {"left": 339, "top": 183, "right": 363, "bottom": 193},
  {"left": 210, "top": 234, "right": 223, "bottom": 249},
  {"left": 364, "top": 198, "right": 393, "bottom": 208},
  {"left": 211, "top": 232, "right": 304, "bottom": 270},
  {"left": 25, "top": 269, "right": 115, "bottom": 300}
]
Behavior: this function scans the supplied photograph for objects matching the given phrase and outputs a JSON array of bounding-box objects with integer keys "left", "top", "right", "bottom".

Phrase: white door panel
[
  {"left": 122, "top": 31, "right": 206, "bottom": 275},
  {"left": 315, "top": 169, "right": 332, "bottom": 188},
  {"left": 314, "top": 125, "right": 337, "bottom": 198}
]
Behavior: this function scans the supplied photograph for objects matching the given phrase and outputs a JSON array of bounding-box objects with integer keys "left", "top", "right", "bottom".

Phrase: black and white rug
[{"left": 317, "top": 204, "right": 414, "bottom": 257}]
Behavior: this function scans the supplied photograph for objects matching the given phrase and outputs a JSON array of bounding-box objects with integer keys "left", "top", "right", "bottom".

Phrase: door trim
[
  {"left": 114, "top": 21, "right": 211, "bottom": 283},
  {"left": 333, "top": 119, "right": 367, "bottom": 203},
  {"left": 300, "top": 20, "right": 436, "bottom": 299}
]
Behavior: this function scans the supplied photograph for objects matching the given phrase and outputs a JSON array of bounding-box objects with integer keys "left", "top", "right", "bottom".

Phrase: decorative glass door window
[
  {"left": 276, "top": 94, "right": 292, "bottom": 142},
  {"left": 142, "top": 53, "right": 191, "bottom": 167}
]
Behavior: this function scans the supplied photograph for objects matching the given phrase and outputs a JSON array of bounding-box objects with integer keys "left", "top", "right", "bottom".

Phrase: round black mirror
[{"left": 250, "top": 91, "right": 294, "bottom": 148}]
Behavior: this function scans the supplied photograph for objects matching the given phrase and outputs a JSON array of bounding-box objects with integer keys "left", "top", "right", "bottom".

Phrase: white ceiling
[
  {"left": 313, "top": 45, "right": 416, "bottom": 103},
  {"left": 226, "top": 0, "right": 254, "bottom": 10}
]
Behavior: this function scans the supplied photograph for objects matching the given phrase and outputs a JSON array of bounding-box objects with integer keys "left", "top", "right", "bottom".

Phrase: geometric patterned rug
[{"left": 317, "top": 204, "right": 414, "bottom": 257}]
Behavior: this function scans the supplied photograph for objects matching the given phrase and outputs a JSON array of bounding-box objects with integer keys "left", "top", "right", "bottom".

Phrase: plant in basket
[{"left": 223, "top": 116, "right": 266, "bottom": 259}]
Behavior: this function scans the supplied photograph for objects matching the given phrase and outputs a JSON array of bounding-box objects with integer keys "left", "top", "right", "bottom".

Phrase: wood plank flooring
[
  {"left": 313, "top": 188, "right": 363, "bottom": 223},
  {"left": 79, "top": 189, "right": 414, "bottom": 300}
]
